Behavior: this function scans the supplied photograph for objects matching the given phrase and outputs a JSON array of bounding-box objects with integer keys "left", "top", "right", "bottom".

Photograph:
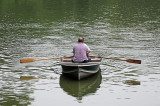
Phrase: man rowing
[{"left": 72, "top": 37, "right": 91, "bottom": 63}]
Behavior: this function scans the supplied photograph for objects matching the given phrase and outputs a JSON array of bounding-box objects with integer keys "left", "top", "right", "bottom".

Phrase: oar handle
[
  {"left": 90, "top": 56, "right": 125, "bottom": 61},
  {"left": 90, "top": 56, "right": 141, "bottom": 64},
  {"left": 103, "top": 57, "right": 126, "bottom": 61},
  {"left": 31, "top": 56, "right": 73, "bottom": 61},
  {"left": 20, "top": 56, "right": 73, "bottom": 63},
  {"left": 35, "top": 57, "right": 61, "bottom": 61}
]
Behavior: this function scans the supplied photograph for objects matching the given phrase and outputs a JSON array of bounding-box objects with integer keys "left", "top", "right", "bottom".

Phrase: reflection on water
[
  {"left": 20, "top": 76, "right": 37, "bottom": 80},
  {"left": 60, "top": 71, "right": 102, "bottom": 102},
  {"left": 123, "top": 80, "right": 140, "bottom": 85}
]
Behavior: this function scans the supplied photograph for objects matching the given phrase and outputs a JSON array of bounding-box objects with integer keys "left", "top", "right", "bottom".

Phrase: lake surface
[{"left": 0, "top": 0, "right": 160, "bottom": 106}]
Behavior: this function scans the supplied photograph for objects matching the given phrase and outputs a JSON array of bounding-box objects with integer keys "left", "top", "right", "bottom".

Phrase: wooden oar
[
  {"left": 90, "top": 56, "right": 141, "bottom": 64},
  {"left": 20, "top": 56, "right": 73, "bottom": 63}
]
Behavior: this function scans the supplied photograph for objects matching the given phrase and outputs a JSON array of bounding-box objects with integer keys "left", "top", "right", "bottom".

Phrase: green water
[{"left": 0, "top": 0, "right": 160, "bottom": 106}]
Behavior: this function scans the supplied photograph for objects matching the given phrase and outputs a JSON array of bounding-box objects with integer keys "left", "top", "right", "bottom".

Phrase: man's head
[{"left": 78, "top": 37, "right": 84, "bottom": 43}]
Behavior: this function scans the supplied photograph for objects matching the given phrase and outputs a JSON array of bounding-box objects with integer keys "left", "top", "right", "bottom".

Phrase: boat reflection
[{"left": 59, "top": 70, "right": 102, "bottom": 101}]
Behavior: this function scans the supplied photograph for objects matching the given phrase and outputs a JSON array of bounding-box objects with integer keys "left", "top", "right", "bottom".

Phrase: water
[{"left": 0, "top": 0, "right": 160, "bottom": 106}]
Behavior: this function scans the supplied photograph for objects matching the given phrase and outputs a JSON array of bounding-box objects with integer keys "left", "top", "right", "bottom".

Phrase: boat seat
[
  {"left": 62, "top": 60, "right": 72, "bottom": 62},
  {"left": 62, "top": 59, "right": 101, "bottom": 62}
]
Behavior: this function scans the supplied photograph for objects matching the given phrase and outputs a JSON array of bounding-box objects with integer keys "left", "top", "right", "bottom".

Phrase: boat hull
[
  {"left": 61, "top": 64, "right": 100, "bottom": 80},
  {"left": 61, "top": 57, "right": 102, "bottom": 80}
]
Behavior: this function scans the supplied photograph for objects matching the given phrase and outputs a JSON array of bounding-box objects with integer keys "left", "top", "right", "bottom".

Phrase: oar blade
[
  {"left": 126, "top": 59, "right": 141, "bottom": 64},
  {"left": 20, "top": 59, "right": 35, "bottom": 63}
]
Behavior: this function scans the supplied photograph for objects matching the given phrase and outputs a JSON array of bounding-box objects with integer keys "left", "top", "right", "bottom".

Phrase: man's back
[{"left": 72, "top": 43, "right": 89, "bottom": 62}]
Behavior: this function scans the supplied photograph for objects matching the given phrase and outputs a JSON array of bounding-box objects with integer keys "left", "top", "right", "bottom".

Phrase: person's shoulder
[
  {"left": 83, "top": 43, "right": 90, "bottom": 50},
  {"left": 83, "top": 43, "right": 88, "bottom": 46},
  {"left": 84, "top": 43, "right": 89, "bottom": 47},
  {"left": 75, "top": 43, "right": 80, "bottom": 46},
  {"left": 73, "top": 44, "right": 79, "bottom": 47}
]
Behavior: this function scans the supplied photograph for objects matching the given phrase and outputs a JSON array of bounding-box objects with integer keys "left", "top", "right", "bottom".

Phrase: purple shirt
[{"left": 73, "top": 43, "right": 90, "bottom": 62}]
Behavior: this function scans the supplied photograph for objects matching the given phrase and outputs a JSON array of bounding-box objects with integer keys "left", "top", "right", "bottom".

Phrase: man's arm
[{"left": 87, "top": 50, "right": 91, "bottom": 56}]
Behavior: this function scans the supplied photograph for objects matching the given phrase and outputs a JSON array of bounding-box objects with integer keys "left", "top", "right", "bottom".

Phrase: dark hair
[{"left": 78, "top": 37, "right": 84, "bottom": 42}]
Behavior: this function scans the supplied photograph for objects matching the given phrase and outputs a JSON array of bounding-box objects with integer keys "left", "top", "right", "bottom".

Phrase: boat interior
[{"left": 61, "top": 57, "right": 102, "bottom": 62}]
